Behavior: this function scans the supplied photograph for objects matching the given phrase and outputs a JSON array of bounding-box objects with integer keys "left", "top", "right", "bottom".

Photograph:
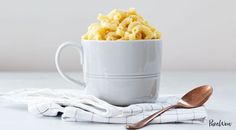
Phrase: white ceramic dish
[{"left": 55, "top": 40, "right": 162, "bottom": 106}]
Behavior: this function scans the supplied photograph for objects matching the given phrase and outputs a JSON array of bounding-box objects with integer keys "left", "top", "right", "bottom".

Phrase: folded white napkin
[{"left": 1, "top": 88, "right": 207, "bottom": 124}]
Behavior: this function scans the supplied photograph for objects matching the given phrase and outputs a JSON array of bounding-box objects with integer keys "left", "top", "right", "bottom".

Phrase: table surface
[{"left": 0, "top": 71, "right": 235, "bottom": 130}]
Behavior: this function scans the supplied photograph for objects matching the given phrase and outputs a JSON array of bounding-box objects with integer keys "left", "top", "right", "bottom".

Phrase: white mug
[{"left": 55, "top": 40, "right": 162, "bottom": 106}]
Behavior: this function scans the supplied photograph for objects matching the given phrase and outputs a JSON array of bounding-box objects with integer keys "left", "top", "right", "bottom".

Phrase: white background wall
[{"left": 0, "top": 0, "right": 235, "bottom": 71}]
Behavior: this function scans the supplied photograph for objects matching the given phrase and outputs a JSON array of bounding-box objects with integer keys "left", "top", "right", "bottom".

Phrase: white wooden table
[{"left": 0, "top": 71, "right": 235, "bottom": 130}]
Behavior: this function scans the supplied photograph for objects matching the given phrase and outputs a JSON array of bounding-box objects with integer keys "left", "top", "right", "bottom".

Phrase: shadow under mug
[{"left": 55, "top": 40, "right": 162, "bottom": 106}]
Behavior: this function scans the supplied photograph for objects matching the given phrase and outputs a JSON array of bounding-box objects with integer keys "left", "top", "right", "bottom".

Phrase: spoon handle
[{"left": 126, "top": 104, "right": 178, "bottom": 129}]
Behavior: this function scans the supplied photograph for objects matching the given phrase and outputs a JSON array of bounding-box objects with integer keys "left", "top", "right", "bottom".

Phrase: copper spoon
[{"left": 126, "top": 85, "right": 213, "bottom": 129}]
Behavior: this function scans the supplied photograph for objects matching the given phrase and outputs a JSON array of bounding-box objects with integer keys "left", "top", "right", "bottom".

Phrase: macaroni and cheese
[{"left": 82, "top": 8, "right": 161, "bottom": 40}]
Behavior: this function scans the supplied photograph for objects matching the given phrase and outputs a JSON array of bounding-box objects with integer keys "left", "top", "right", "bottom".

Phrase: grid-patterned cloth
[{"left": 1, "top": 88, "right": 207, "bottom": 124}]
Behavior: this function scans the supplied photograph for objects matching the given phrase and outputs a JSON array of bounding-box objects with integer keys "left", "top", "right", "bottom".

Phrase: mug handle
[{"left": 55, "top": 41, "right": 85, "bottom": 89}]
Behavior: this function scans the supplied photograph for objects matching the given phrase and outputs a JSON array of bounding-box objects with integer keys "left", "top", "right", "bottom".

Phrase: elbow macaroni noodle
[{"left": 82, "top": 8, "right": 161, "bottom": 40}]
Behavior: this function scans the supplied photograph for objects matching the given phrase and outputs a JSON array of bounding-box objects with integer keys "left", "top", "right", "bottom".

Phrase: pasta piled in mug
[{"left": 82, "top": 8, "right": 161, "bottom": 40}]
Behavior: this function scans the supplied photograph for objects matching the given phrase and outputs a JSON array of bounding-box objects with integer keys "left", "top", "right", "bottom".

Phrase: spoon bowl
[{"left": 177, "top": 85, "right": 213, "bottom": 108}]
